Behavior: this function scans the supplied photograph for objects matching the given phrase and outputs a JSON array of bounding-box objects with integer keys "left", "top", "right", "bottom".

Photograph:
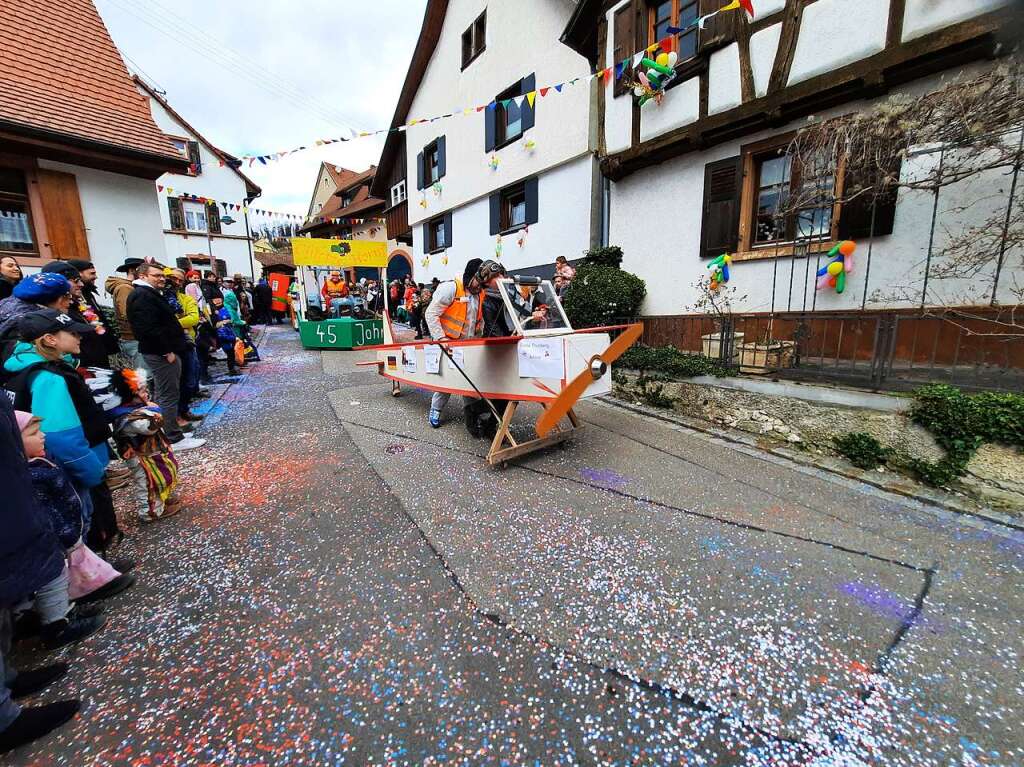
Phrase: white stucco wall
[
  {"left": 788, "top": 0, "right": 889, "bottom": 86},
  {"left": 750, "top": 23, "right": 782, "bottom": 98},
  {"left": 412, "top": 155, "right": 594, "bottom": 284},
  {"left": 610, "top": 66, "right": 1022, "bottom": 316},
  {"left": 37, "top": 159, "right": 166, "bottom": 285},
  {"left": 752, "top": 0, "right": 787, "bottom": 18},
  {"left": 143, "top": 91, "right": 257, "bottom": 279},
  {"left": 405, "top": 0, "right": 593, "bottom": 229},
  {"left": 902, "top": 0, "right": 1011, "bottom": 42},
  {"left": 639, "top": 77, "right": 700, "bottom": 143},
  {"left": 708, "top": 44, "right": 743, "bottom": 115}
]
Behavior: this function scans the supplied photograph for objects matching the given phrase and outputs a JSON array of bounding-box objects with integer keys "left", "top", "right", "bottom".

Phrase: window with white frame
[
  {"left": 390, "top": 179, "right": 407, "bottom": 207},
  {"left": 182, "top": 200, "right": 208, "bottom": 233}
]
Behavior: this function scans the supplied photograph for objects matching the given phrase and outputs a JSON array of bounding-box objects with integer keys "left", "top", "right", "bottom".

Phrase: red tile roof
[{"left": 0, "top": 0, "right": 184, "bottom": 164}]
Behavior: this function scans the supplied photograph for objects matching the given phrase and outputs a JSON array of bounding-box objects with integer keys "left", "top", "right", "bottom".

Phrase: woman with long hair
[{"left": 0, "top": 255, "right": 22, "bottom": 300}]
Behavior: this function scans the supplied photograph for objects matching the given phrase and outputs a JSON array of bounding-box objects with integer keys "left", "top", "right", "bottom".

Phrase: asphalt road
[{"left": 9, "top": 326, "right": 1022, "bottom": 766}]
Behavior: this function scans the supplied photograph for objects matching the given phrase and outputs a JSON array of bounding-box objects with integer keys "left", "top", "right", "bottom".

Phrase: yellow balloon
[
  {"left": 655, "top": 53, "right": 670, "bottom": 68},
  {"left": 827, "top": 261, "right": 843, "bottom": 276}
]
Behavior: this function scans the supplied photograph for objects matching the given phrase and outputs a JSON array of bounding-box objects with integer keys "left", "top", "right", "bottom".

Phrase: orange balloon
[
  {"left": 828, "top": 276, "right": 837, "bottom": 288},
  {"left": 839, "top": 240, "right": 856, "bottom": 257}
]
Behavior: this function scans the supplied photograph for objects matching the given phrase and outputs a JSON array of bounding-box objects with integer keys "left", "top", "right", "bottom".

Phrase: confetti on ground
[{"left": 9, "top": 326, "right": 1022, "bottom": 766}]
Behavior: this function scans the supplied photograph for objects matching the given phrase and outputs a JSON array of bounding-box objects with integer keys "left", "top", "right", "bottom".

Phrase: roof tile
[{"left": 0, "top": 0, "right": 182, "bottom": 160}]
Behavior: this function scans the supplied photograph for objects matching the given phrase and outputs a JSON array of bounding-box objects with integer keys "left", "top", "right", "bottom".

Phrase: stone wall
[{"left": 614, "top": 372, "right": 1024, "bottom": 512}]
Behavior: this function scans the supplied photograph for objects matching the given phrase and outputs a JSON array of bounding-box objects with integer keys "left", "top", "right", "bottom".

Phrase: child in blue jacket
[{"left": 3, "top": 310, "right": 111, "bottom": 533}]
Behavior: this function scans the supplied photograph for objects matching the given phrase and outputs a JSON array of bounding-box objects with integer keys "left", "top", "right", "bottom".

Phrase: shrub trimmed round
[{"left": 563, "top": 264, "right": 646, "bottom": 329}]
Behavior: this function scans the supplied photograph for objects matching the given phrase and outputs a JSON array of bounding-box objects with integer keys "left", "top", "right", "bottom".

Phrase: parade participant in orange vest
[
  {"left": 321, "top": 271, "right": 351, "bottom": 318},
  {"left": 424, "top": 259, "right": 510, "bottom": 435}
]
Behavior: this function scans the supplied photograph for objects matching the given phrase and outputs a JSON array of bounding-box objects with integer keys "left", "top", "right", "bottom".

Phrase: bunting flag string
[
  {"left": 155, "top": 185, "right": 384, "bottom": 227},
  {"left": 225, "top": 0, "right": 753, "bottom": 165}
]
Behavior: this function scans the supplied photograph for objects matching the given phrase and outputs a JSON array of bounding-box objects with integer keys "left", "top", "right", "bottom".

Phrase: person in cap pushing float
[{"left": 423, "top": 259, "right": 508, "bottom": 437}]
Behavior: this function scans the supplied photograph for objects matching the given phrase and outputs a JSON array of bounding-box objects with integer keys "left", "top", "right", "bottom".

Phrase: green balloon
[{"left": 836, "top": 269, "right": 846, "bottom": 294}]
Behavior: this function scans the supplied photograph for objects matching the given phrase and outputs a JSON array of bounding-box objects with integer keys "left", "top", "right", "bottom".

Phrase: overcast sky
[{"left": 95, "top": 0, "right": 427, "bottom": 215}]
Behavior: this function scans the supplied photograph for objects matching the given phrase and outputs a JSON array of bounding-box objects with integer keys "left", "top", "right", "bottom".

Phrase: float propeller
[{"left": 536, "top": 323, "right": 643, "bottom": 437}]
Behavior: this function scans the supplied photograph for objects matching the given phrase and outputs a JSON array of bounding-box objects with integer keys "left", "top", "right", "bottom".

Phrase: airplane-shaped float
[{"left": 363, "top": 274, "right": 642, "bottom": 467}]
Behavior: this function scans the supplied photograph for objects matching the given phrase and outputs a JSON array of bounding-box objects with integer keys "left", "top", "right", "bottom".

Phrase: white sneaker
[{"left": 172, "top": 436, "right": 207, "bottom": 452}]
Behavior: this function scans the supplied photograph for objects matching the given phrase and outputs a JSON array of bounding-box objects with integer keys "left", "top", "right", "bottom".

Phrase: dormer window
[
  {"left": 648, "top": 0, "right": 699, "bottom": 62},
  {"left": 461, "top": 10, "right": 486, "bottom": 69}
]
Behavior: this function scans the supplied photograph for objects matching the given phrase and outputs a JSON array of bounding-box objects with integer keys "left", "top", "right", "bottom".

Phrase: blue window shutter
[
  {"left": 437, "top": 136, "right": 446, "bottom": 179},
  {"left": 444, "top": 212, "right": 453, "bottom": 248},
  {"left": 485, "top": 106, "right": 496, "bottom": 152},
  {"left": 416, "top": 152, "right": 425, "bottom": 190},
  {"left": 422, "top": 222, "right": 430, "bottom": 253},
  {"left": 522, "top": 73, "right": 536, "bottom": 132},
  {"left": 525, "top": 177, "right": 539, "bottom": 225},
  {"left": 489, "top": 192, "right": 501, "bottom": 235}
]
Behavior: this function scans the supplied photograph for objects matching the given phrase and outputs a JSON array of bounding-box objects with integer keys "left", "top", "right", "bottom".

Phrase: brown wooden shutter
[
  {"left": 699, "top": 156, "right": 743, "bottom": 260},
  {"left": 838, "top": 154, "right": 902, "bottom": 240},
  {"left": 167, "top": 197, "right": 185, "bottom": 230},
  {"left": 612, "top": 5, "right": 635, "bottom": 98},
  {"left": 698, "top": 0, "right": 740, "bottom": 53},
  {"left": 206, "top": 201, "right": 221, "bottom": 234},
  {"left": 36, "top": 169, "right": 91, "bottom": 261}
]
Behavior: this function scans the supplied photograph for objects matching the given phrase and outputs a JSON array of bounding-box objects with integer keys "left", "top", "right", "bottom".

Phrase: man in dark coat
[
  {"left": 126, "top": 263, "right": 204, "bottom": 450},
  {"left": 0, "top": 395, "right": 81, "bottom": 753},
  {"left": 253, "top": 279, "right": 273, "bottom": 325}
]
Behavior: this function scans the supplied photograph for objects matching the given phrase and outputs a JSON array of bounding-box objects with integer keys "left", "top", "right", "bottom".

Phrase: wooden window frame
[
  {"left": 461, "top": 10, "right": 487, "bottom": 70},
  {"left": 426, "top": 215, "right": 446, "bottom": 253},
  {"left": 0, "top": 167, "right": 40, "bottom": 259},
  {"left": 499, "top": 182, "right": 527, "bottom": 234},
  {"left": 390, "top": 179, "right": 407, "bottom": 208},
  {"left": 734, "top": 134, "right": 846, "bottom": 262},
  {"left": 646, "top": 0, "right": 700, "bottom": 63},
  {"left": 180, "top": 199, "right": 209, "bottom": 233},
  {"left": 424, "top": 141, "right": 441, "bottom": 185}
]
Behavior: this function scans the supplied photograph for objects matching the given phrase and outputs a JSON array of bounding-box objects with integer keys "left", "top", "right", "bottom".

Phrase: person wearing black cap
[
  {"left": 105, "top": 258, "right": 145, "bottom": 370},
  {"left": 2, "top": 309, "right": 112, "bottom": 534}
]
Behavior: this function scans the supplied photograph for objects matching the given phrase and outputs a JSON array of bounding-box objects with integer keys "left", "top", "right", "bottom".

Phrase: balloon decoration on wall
[
  {"left": 707, "top": 253, "right": 732, "bottom": 291},
  {"left": 815, "top": 241, "right": 857, "bottom": 294},
  {"left": 633, "top": 51, "right": 678, "bottom": 107}
]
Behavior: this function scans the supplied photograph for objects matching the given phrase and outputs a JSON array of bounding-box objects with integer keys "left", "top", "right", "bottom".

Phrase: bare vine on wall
[{"left": 777, "top": 54, "right": 1024, "bottom": 332}]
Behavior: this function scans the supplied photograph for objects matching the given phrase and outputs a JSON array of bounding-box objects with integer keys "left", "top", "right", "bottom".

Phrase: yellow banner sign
[{"left": 291, "top": 238, "right": 389, "bottom": 268}]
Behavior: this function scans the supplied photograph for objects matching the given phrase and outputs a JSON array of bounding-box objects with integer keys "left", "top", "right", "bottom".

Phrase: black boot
[
  {"left": 10, "top": 663, "right": 69, "bottom": 700},
  {"left": 75, "top": 573, "right": 135, "bottom": 605},
  {"left": 40, "top": 615, "right": 107, "bottom": 649},
  {"left": 0, "top": 700, "right": 80, "bottom": 753}
]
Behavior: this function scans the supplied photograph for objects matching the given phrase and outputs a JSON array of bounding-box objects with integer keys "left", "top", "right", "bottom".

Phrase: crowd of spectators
[{"left": 0, "top": 255, "right": 265, "bottom": 753}]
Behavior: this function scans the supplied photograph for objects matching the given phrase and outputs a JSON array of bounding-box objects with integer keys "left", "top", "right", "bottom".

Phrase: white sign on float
[
  {"left": 402, "top": 346, "right": 417, "bottom": 373},
  {"left": 447, "top": 348, "right": 465, "bottom": 371},
  {"left": 517, "top": 337, "right": 565, "bottom": 379},
  {"left": 424, "top": 346, "right": 442, "bottom": 375}
]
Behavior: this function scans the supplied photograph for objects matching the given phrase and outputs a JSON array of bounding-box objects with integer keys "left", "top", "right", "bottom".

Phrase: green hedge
[{"left": 562, "top": 263, "right": 646, "bottom": 329}]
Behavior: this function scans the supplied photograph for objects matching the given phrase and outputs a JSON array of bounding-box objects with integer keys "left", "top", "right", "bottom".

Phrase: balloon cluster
[
  {"left": 815, "top": 241, "right": 857, "bottom": 293},
  {"left": 707, "top": 253, "right": 732, "bottom": 291},
  {"left": 633, "top": 51, "right": 679, "bottom": 107}
]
